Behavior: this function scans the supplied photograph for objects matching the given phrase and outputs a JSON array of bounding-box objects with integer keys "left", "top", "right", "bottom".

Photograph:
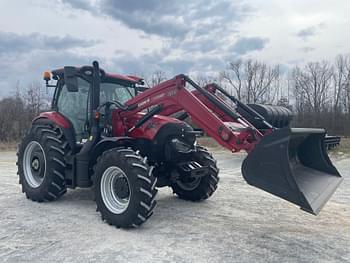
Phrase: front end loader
[
  {"left": 16, "top": 61, "right": 342, "bottom": 228},
  {"left": 202, "top": 83, "right": 342, "bottom": 214}
]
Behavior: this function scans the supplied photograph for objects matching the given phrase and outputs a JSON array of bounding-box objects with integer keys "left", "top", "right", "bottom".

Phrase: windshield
[{"left": 100, "top": 82, "right": 135, "bottom": 105}]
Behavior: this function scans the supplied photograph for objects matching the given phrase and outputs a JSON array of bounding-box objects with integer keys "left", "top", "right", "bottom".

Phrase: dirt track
[{"left": 0, "top": 150, "right": 349, "bottom": 263}]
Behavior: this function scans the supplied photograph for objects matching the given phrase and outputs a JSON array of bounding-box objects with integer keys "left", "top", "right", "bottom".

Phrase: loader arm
[
  {"left": 121, "top": 74, "right": 342, "bottom": 215},
  {"left": 121, "top": 75, "right": 260, "bottom": 152},
  {"left": 145, "top": 81, "right": 272, "bottom": 134}
]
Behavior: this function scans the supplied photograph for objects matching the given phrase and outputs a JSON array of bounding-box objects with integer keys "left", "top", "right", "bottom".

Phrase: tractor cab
[{"left": 44, "top": 66, "right": 145, "bottom": 142}]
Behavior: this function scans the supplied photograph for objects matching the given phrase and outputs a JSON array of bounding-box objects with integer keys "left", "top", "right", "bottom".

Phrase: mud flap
[{"left": 241, "top": 128, "right": 343, "bottom": 215}]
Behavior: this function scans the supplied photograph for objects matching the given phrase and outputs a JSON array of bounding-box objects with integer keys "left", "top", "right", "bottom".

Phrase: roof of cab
[
  {"left": 51, "top": 67, "right": 143, "bottom": 84},
  {"left": 105, "top": 73, "right": 143, "bottom": 84}
]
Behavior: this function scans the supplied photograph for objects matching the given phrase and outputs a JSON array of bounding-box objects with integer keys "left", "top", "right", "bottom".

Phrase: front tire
[
  {"left": 171, "top": 146, "right": 219, "bottom": 201},
  {"left": 93, "top": 148, "right": 157, "bottom": 228},
  {"left": 17, "top": 124, "right": 70, "bottom": 202}
]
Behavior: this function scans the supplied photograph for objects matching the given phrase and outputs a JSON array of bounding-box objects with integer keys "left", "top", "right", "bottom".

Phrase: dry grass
[
  {"left": 0, "top": 142, "right": 17, "bottom": 151},
  {"left": 329, "top": 137, "right": 350, "bottom": 158},
  {"left": 338, "top": 137, "right": 350, "bottom": 151}
]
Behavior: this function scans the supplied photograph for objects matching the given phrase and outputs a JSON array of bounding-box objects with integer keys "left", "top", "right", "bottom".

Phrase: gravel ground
[{"left": 0, "top": 150, "right": 349, "bottom": 263}]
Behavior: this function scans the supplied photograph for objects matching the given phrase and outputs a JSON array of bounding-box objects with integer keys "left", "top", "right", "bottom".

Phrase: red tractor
[{"left": 17, "top": 61, "right": 342, "bottom": 228}]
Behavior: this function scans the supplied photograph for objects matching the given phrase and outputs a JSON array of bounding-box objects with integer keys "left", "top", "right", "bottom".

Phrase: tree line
[
  {"left": 0, "top": 83, "right": 50, "bottom": 142},
  {"left": 1, "top": 55, "right": 350, "bottom": 142},
  {"left": 149, "top": 55, "right": 350, "bottom": 135}
]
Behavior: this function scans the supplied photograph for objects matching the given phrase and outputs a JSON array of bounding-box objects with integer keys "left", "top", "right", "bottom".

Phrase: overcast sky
[{"left": 1, "top": 0, "right": 350, "bottom": 97}]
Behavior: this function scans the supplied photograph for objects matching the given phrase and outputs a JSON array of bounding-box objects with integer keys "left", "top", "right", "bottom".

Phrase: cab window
[
  {"left": 100, "top": 82, "right": 134, "bottom": 105},
  {"left": 57, "top": 78, "right": 90, "bottom": 140}
]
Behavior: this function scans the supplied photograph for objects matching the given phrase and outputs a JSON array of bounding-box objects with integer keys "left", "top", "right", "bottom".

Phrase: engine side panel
[{"left": 112, "top": 112, "right": 184, "bottom": 141}]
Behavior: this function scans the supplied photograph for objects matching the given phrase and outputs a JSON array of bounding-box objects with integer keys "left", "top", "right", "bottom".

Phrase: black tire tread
[
  {"left": 93, "top": 147, "right": 158, "bottom": 228},
  {"left": 17, "top": 123, "right": 70, "bottom": 202},
  {"left": 171, "top": 145, "right": 219, "bottom": 201}
]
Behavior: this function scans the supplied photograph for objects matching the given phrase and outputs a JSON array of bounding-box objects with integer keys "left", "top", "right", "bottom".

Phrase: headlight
[{"left": 171, "top": 138, "right": 192, "bottom": 153}]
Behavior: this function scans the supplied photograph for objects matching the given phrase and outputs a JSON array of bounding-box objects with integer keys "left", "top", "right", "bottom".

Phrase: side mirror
[{"left": 64, "top": 66, "right": 78, "bottom": 92}]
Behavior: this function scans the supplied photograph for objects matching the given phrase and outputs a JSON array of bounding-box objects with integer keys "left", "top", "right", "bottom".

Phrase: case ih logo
[
  {"left": 167, "top": 89, "right": 177, "bottom": 96},
  {"left": 140, "top": 90, "right": 177, "bottom": 106},
  {"left": 138, "top": 98, "right": 150, "bottom": 108},
  {"left": 152, "top": 93, "right": 165, "bottom": 101}
]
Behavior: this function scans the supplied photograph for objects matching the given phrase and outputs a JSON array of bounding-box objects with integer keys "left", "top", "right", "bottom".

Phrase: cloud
[
  {"left": 0, "top": 1, "right": 274, "bottom": 98},
  {"left": 0, "top": 31, "right": 100, "bottom": 97},
  {"left": 100, "top": 0, "right": 187, "bottom": 38},
  {"left": 0, "top": 49, "right": 96, "bottom": 89},
  {"left": 230, "top": 37, "right": 269, "bottom": 55},
  {"left": 296, "top": 23, "right": 327, "bottom": 40},
  {"left": 109, "top": 47, "right": 225, "bottom": 78},
  {"left": 297, "top": 27, "right": 317, "bottom": 40},
  {"left": 300, "top": 46, "right": 315, "bottom": 53},
  {"left": 62, "top": 0, "right": 253, "bottom": 39},
  {"left": 0, "top": 31, "right": 97, "bottom": 55},
  {"left": 61, "top": 0, "right": 94, "bottom": 11},
  {"left": 57, "top": 0, "right": 257, "bottom": 76}
]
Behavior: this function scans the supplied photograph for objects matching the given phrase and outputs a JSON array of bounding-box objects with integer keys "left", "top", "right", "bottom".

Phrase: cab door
[{"left": 56, "top": 77, "right": 91, "bottom": 141}]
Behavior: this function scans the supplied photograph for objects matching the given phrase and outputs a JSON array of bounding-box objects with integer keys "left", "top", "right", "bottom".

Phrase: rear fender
[
  {"left": 34, "top": 111, "right": 71, "bottom": 129},
  {"left": 33, "top": 111, "right": 76, "bottom": 152}
]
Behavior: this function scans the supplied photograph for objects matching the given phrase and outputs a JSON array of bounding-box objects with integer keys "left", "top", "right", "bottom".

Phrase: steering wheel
[{"left": 97, "top": 101, "right": 137, "bottom": 113}]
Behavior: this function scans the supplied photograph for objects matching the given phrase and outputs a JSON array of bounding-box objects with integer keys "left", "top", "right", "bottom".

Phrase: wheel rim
[
  {"left": 100, "top": 166, "right": 131, "bottom": 214},
  {"left": 23, "top": 141, "right": 46, "bottom": 188},
  {"left": 176, "top": 178, "right": 201, "bottom": 191},
  {"left": 174, "top": 169, "right": 201, "bottom": 191}
]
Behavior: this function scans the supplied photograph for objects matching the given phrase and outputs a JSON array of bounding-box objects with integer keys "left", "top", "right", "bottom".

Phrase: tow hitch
[{"left": 177, "top": 161, "right": 209, "bottom": 180}]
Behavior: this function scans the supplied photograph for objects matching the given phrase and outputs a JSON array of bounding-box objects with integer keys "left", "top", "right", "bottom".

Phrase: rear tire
[
  {"left": 171, "top": 146, "right": 219, "bottom": 201},
  {"left": 93, "top": 148, "right": 157, "bottom": 228},
  {"left": 17, "top": 124, "right": 70, "bottom": 202}
]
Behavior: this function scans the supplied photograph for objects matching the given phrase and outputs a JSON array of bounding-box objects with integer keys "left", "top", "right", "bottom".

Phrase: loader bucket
[{"left": 241, "top": 128, "right": 343, "bottom": 215}]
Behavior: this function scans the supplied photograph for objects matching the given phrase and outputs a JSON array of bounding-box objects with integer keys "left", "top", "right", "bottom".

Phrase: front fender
[{"left": 90, "top": 137, "right": 135, "bottom": 166}]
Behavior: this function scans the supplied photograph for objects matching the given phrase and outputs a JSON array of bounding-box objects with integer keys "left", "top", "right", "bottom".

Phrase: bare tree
[
  {"left": 22, "top": 81, "right": 50, "bottom": 117},
  {"left": 248, "top": 61, "right": 280, "bottom": 103},
  {"left": 0, "top": 95, "right": 26, "bottom": 141},
  {"left": 144, "top": 70, "right": 167, "bottom": 88},
  {"left": 220, "top": 60, "right": 243, "bottom": 99},
  {"left": 220, "top": 59, "right": 280, "bottom": 104},
  {"left": 193, "top": 74, "right": 218, "bottom": 87},
  {"left": 292, "top": 61, "right": 333, "bottom": 114},
  {"left": 332, "top": 55, "right": 349, "bottom": 113},
  {"left": 0, "top": 81, "right": 51, "bottom": 142},
  {"left": 341, "top": 57, "right": 350, "bottom": 114}
]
